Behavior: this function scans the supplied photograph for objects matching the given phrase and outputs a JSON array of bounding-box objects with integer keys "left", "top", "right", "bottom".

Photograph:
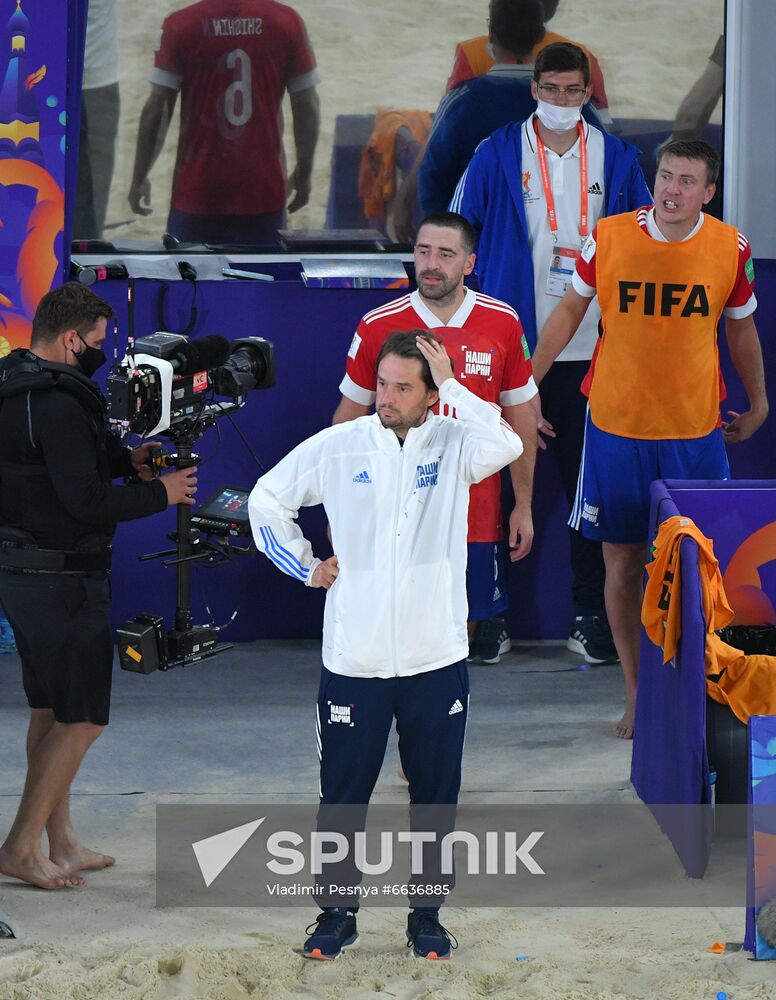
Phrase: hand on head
[{"left": 415, "top": 334, "right": 454, "bottom": 388}]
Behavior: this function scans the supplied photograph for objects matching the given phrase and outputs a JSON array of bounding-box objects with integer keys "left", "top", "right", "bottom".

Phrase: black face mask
[{"left": 73, "top": 335, "right": 107, "bottom": 379}]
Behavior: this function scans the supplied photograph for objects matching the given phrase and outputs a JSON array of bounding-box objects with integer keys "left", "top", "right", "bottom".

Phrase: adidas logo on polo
[
  {"left": 352, "top": 470, "right": 372, "bottom": 484},
  {"left": 448, "top": 699, "right": 463, "bottom": 716},
  {"left": 588, "top": 181, "right": 603, "bottom": 195}
]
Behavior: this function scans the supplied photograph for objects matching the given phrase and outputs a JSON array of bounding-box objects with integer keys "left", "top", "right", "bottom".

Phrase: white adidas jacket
[{"left": 248, "top": 378, "right": 523, "bottom": 678}]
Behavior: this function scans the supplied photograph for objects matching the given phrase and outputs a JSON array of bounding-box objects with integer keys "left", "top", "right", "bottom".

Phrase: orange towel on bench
[
  {"left": 642, "top": 515, "right": 734, "bottom": 663},
  {"left": 642, "top": 515, "right": 776, "bottom": 723},
  {"left": 358, "top": 109, "right": 431, "bottom": 219}
]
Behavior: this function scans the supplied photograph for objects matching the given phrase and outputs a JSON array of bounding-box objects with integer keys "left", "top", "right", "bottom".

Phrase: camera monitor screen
[{"left": 192, "top": 486, "right": 252, "bottom": 536}]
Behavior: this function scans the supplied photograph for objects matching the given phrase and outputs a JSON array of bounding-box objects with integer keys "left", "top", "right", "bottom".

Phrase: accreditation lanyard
[{"left": 533, "top": 118, "right": 589, "bottom": 244}]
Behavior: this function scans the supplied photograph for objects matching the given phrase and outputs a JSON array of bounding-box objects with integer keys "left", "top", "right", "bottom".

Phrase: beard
[
  {"left": 377, "top": 406, "right": 402, "bottom": 429},
  {"left": 417, "top": 270, "right": 460, "bottom": 301},
  {"left": 377, "top": 403, "right": 428, "bottom": 436}
]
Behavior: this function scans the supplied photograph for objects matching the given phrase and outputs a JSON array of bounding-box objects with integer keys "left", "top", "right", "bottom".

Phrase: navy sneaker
[
  {"left": 468, "top": 618, "right": 511, "bottom": 664},
  {"left": 406, "top": 909, "right": 458, "bottom": 960},
  {"left": 566, "top": 615, "right": 619, "bottom": 664},
  {"left": 302, "top": 908, "right": 358, "bottom": 960}
]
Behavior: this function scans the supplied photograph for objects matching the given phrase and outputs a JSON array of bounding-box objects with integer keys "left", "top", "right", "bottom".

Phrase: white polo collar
[{"left": 525, "top": 113, "right": 590, "bottom": 159}]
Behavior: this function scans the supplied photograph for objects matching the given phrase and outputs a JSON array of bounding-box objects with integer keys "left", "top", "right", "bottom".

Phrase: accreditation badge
[{"left": 545, "top": 245, "right": 580, "bottom": 297}]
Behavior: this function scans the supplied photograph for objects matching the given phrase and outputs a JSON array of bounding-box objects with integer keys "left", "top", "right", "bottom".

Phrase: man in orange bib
[{"left": 531, "top": 139, "right": 768, "bottom": 739}]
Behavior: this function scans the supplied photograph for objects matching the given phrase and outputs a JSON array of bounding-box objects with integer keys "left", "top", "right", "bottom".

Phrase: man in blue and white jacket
[
  {"left": 249, "top": 331, "right": 522, "bottom": 962},
  {"left": 451, "top": 42, "right": 652, "bottom": 667},
  {"left": 419, "top": 3, "right": 603, "bottom": 217}
]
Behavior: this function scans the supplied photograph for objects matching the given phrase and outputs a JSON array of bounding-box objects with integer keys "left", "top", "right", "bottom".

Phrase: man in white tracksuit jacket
[{"left": 249, "top": 331, "right": 523, "bottom": 961}]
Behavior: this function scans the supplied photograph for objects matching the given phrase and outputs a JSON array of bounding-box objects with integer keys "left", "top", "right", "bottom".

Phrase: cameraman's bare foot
[
  {"left": 614, "top": 709, "right": 634, "bottom": 740},
  {"left": 0, "top": 846, "right": 84, "bottom": 889},
  {"left": 50, "top": 844, "right": 115, "bottom": 874}
]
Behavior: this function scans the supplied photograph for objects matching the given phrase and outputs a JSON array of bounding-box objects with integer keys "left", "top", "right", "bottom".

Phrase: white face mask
[{"left": 535, "top": 99, "right": 582, "bottom": 133}]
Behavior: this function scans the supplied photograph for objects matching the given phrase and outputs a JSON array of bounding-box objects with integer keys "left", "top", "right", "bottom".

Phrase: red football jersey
[
  {"left": 153, "top": 0, "right": 318, "bottom": 215},
  {"left": 340, "top": 289, "right": 536, "bottom": 542}
]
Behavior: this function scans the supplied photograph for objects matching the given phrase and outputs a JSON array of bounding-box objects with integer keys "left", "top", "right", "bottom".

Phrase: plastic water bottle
[{"left": 0, "top": 613, "right": 16, "bottom": 654}]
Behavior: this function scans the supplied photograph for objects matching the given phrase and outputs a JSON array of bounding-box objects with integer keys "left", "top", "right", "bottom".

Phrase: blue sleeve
[
  {"left": 419, "top": 93, "right": 467, "bottom": 215},
  {"left": 626, "top": 156, "right": 653, "bottom": 210},
  {"left": 449, "top": 138, "right": 492, "bottom": 244}
]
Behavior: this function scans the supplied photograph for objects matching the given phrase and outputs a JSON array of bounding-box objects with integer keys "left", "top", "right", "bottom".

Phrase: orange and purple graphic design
[{"left": 0, "top": 0, "right": 66, "bottom": 356}]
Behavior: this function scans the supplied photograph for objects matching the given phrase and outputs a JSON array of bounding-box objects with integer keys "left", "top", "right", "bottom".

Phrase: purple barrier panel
[
  {"left": 503, "top": 444, "right": 573, "bottom": 641},
  {"left": 632, "top": 480, "right": 712, "bottom": 875},
  {"left": 719, "top": 258, "right": 776, "bottom": 482},
  {"left": 662, "top": 480, "right": 776, "bottom": 628},
  {"left": 746, "top": 715, "right": 776, "bottom": 958},
  {"left": 633, "top": 480, "right": 776, "bottom": 878},
  {"left": 325, "top": 115, "right": 372, "bottom": 229},
  {"left": 632, "top": 537, "right": 710, "bottom": 809}
]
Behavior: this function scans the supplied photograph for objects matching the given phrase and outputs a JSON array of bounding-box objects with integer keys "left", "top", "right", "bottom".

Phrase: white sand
[
  {"left": 0, "top": 921, "right": 773, "bottom": 1000},
  {"left": 107, "top": 0, "right": 724, "bottom": 240}
]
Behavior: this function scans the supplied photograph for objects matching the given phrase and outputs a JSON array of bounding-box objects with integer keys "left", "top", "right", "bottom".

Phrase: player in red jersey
[
  {"left": 128, "top": 0, "right": 320, "bottom": 245},
  {"left": 334, "top": 212, "right": 538, "bottom": 664}
]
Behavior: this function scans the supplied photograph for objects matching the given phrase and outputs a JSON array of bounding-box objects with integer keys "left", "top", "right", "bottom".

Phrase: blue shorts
[
  {"left": 570, "top": 413, "right": 729, "bottom": 544},
  {"left": 466, "top": 541, "right": 508, "bottom": 620}
]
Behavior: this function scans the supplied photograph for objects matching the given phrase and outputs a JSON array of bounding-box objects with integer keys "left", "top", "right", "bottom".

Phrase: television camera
[
  {"left": 106, "top": 331, "right": 274, "bottom": 439},
  {"left": 106, "top": 332, "right": 275, "bottom": 674}
]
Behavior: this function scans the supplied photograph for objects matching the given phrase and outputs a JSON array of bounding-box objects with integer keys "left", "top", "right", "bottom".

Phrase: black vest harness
[{"left": 0, "top": 351, "right": 112, "bottom": 572}]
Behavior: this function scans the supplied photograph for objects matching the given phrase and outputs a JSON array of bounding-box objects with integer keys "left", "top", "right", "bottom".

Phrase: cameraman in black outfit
[{"left": 0, "top": 283, "right": 197, "bottom": 890}]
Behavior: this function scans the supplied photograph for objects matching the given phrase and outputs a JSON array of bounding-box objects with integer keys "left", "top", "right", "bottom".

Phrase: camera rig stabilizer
[{"left": 107, "top": 331, "right": 275, "bottom": 673}]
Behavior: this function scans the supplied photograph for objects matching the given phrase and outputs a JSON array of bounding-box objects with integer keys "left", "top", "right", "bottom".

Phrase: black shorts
[{"left": 0, "top": 571, "right": 113, "bottom": 725}]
